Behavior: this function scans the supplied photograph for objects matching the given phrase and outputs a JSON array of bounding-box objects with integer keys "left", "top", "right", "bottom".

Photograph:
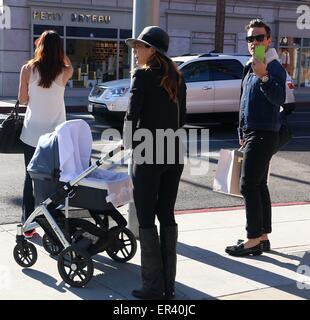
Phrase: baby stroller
[{"left": 13, "top": 119, "right": 137, "bottom": 287}]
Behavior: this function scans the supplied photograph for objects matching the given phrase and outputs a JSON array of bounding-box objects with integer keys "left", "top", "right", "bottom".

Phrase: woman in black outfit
[{"left": 124, "top": 26, "right": 187, "bottom": 300}]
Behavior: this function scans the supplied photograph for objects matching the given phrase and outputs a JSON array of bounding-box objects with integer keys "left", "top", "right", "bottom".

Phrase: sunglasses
[{"left": 246, "top": 34, "right": 267, "bottom": 43}]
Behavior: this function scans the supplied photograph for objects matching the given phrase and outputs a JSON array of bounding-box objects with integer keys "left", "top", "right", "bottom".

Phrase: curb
[{"left": 175, "top": 201, "right": 310, "bottom": 215}]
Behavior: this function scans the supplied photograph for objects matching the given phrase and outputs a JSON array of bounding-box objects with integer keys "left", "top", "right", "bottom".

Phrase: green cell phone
[{"left": 254, "top": 45, "right": 265, "bottom": 62}]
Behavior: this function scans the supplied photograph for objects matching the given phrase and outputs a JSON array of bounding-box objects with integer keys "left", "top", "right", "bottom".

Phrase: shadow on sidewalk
[
  {"left": 20, "top": 238, "right": 213, "bottom": 300},
  {"left": 22, "top": 269, "right": 66, "bottom": 294},
  {"left": 92, "top": 254, "right": 215, "bottom": 300},
  {"left": 177, "top": 242, "right": 310, "bottom": 299}
]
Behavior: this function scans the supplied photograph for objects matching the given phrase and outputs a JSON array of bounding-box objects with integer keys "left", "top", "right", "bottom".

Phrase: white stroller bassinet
[{"left": 13, "top": 120, "right": 137, "bottom": 288}]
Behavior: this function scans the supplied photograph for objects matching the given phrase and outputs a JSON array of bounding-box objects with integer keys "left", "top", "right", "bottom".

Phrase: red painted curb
[{"left": 175, "top": 201, "right": 310, "bottom": 215}]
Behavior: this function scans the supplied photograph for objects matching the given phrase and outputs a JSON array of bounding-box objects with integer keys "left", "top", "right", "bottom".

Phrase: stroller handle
[
  {"left": 96, "top": 140, "right": 124, "bottom": 166},
  {"left": 44, "top": 140, "right": 125, "bottom": 204}
]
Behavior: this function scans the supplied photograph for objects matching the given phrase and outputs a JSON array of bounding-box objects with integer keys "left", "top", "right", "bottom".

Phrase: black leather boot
[
  {"left": 132, "top": 227, "right": 165, "bottom": 300},
  {"left": 160, "top": 224, "right": 178, "bottom": 300}
]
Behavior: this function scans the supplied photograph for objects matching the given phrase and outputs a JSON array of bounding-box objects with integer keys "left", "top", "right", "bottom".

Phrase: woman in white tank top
[
  {"left": 18, "top": 30, "right": 73, "bottom": 233},
  {"left": 20, "top": 68, "right": 66, "bottom": 147}
]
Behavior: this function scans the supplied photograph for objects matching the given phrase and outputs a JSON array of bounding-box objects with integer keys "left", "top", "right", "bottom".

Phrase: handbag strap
[{"left": 11, "top": 100, "right": 20, "bottom": 118}]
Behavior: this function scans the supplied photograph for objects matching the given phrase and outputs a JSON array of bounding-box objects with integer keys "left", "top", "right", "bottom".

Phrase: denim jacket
[{"left": 238, "top": 48, "right": 286, "bottom": 140}]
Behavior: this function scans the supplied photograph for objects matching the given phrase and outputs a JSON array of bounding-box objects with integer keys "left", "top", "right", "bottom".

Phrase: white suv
[{"left": 88, "top": 53, "right": 295, "bottom": 120}]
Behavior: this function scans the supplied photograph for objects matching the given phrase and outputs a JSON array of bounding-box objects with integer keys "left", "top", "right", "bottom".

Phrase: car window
[
  {"left": 181, "top": 61, "right": 211, "bottom": 82},
  {"left": 173, "top": 60, "right": 184, "bottom": 67},
  {"left": 208, "top": 59, "right": 243, "bottom": 81}
]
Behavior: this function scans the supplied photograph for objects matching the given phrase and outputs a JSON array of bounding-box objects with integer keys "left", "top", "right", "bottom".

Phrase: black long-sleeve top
[{"left": 123, "top": 67, "right": 187, "bottom": 164}]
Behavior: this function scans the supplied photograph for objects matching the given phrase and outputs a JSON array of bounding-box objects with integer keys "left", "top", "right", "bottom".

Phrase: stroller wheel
[
  {"left": 106, "top": 227, "right": 137, "bottom": 263},
  {"left": 42, "top": 234, "right": 62, "bottom": 256},
  {"left": 13, "top": 241, "right": 38, "bottom": 268},
  {"left": 57, "top": 245, "right": 94, "bottom": 287}
]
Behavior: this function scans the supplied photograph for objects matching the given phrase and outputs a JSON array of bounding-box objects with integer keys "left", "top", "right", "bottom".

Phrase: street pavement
[
  {"left": 0, "top": 88, "right": 309, "bottom": 113},
  {"left": 0, "top": 203, "right": 310, "bottom": 301}
]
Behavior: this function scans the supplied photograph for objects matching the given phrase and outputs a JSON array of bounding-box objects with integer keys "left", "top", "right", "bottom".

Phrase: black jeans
[
  {"left": 22, "top": 143, "right": 36, "bottom": 223},
  {"left": 132, "top": 163, "right": 184, "bottom": 228},
  {"left": 240, "top": 130, "right": 279, "bottom": 239}
]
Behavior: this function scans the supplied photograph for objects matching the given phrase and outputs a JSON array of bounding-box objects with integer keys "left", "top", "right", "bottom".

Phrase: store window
[
  {"left": 279, "top": 37, "right": 301, "bottom": 47},
  {"left": 66, "top": 27, "right": 118, "bottom": 88},
  {"left": 303, "top": 38, "right": 310, "bottom": 47},
  {"left": 278, "top": 37, "right": 301, "bottom": 85},
  {"left": 66, "top": 26, "right": 117, "bottom": 38},
  {"left": 119, "top": 41, "right": 130, "bottom": 79},
  {"left": 67, "top": 39, "right": 117, "bottom": 88},
  {"left": 278, "top": 47, "right": 300, "bottom": 81},
  {"left": 120, "top": 29, "right": 132, "bottom": 79},
  {"left": 34, "top": 24, "right": 64, "bottom": 36},
  {"left": 66, "top": 39, "right": 130, "bottom": 88},
  {"left": 278, "top": 36, "right": 310, "bottom": 88},
  {"left": 32, "top": 25, "right": 132, "bottom": 89}
]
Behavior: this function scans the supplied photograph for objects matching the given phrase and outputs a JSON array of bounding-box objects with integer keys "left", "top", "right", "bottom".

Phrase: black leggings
[
  {"left": 132, "top": 163, "right": 184, "bottom": 228},
  {"left": 22, "top": 143, "right": 36, "bottom": 223}
]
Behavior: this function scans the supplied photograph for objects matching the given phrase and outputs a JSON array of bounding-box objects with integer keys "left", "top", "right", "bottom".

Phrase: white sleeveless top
[{"left": 20, "top": 67, "right": 66, "bottom": 147}]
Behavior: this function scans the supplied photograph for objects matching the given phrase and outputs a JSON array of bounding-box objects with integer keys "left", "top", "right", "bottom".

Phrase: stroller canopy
[
  {"left": 55, "top": 119, "right": 92, "bottom": 182},
  {"left": 28, "top": 119, "right": 92, "bottom": 182},
  {"left": 28, "top": 119, "right": 133, "bottom": 207},
  {"left": 27, "top": 131, "right": 60, "bottom": 181}
]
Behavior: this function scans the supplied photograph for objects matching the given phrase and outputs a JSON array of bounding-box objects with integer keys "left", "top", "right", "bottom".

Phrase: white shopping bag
[{"left": 213, "top": 149, "right": 243, "bottom": 197}]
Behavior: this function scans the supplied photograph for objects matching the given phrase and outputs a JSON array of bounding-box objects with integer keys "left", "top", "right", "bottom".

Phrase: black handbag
[{"left": 0, "top": 100, "right": 24, "bottom": 153}]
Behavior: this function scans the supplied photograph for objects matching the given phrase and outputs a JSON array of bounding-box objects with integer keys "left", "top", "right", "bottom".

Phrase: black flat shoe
[
  {"left": 237, "top": 239, "right": 270, "bottom": 252},
  {"left": 225, "top": 242, "right": 263, "bottom": 257},
  {"left": 164, "top": 292, "right": 175, "bottom": 300},
  {"left": 132, "top": 288, "right": 165, "bottom": 300}
]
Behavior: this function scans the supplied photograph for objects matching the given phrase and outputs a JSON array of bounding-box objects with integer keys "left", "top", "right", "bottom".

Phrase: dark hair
[
  {"left": 145, "top": 51, "right": 182, "bottom": 103},
  {"left": 245, "top": 19, "right": 271, "bottom": 38},
  {"left": 27, "top": 30, "right": 65, "bottom": 88}
]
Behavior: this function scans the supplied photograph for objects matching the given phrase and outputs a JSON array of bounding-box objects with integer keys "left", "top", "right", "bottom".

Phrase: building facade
[{"left": 0, "top": 0, "right": 309, "bottom": 97}]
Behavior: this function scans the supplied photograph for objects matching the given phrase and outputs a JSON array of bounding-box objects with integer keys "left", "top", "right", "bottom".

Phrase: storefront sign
[
  {"left": 32, "top": 10, "right": 63, "bottom": 21},
  {"left": 32, "top": 10, "right": 111, "bottom": 24},
  {"left": 71, "top": 13, "right": 111, "bottom": 24}
]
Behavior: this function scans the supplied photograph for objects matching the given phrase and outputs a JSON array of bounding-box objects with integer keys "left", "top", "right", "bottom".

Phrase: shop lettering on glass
[
  {"left": 32, "top": 11, "right": 63, "bottom": 21},
  {"left": 71, "top": 13, "right": 111, "bottom": 24},
  {"left": 297, "top": 5, "right": 310, "bottom": 30}
]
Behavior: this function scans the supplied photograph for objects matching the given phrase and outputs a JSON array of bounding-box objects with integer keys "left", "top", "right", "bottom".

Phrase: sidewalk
[{"left": 1, "top": 203, "right": 310, "bottom": 300}]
